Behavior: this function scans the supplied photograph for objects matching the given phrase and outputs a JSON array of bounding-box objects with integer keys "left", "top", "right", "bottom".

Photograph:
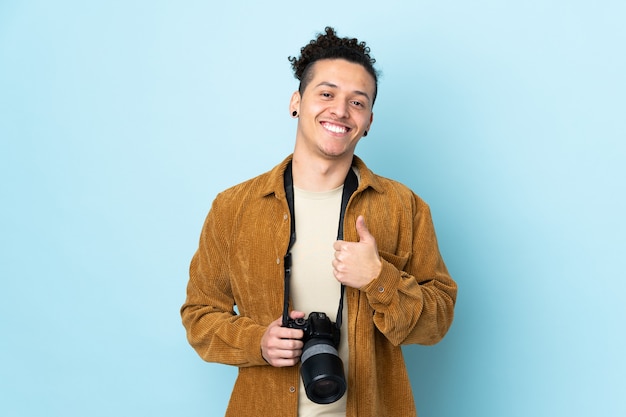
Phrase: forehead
[{"left": 306, "top": 59, "right": 376, "bottom": 97}]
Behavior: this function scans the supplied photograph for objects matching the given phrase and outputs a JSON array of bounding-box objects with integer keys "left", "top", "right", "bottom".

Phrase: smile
[{"left": 321, "top": 122, "right": 350, "bottom": 134}]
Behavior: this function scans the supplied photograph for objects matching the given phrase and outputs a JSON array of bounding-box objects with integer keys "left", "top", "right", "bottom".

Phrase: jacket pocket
[{"left": 379, "top": 250, "right": 409, "bottom": 271}]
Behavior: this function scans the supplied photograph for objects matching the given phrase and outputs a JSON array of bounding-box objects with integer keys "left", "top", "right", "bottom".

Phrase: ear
[
  {"left": 367, "top": 112, "right": 374, "bottom": 132},
  {"left": 290, "top": 91, "right": 301, "bottom": 114}
]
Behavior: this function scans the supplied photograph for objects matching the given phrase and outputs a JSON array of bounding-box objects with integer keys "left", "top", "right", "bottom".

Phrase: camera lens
[
  {"left": 300, "top": 339, "right": 346, "bottom": 404},
  {"left": 309, "top": 378, "right": 342, "bottom": 400}
]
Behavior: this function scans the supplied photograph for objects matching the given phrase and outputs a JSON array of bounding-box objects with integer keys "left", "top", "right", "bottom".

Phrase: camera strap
[{"left": 282, "top": 160, "right": 359, "bottom": 329}]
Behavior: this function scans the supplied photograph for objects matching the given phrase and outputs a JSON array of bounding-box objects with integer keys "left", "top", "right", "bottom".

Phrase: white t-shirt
[{"left": 291, "top": 184, "right": 349, "bottom": 417}]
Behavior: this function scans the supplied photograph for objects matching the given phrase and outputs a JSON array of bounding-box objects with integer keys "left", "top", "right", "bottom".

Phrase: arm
[
  {"left": 180, "top": 199, "right": 269, "bottom": 367},
  {"left": 333, "top": 196, "right": 457, "bottom": 346},
  {"left": 365, "top": 198, "right": 457, "bottom": 346},
  {"left": 181, "top": 195, "right": 306, "bottom": 367}
]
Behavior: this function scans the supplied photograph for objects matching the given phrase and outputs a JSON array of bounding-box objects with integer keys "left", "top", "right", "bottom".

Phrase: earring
[
  {"left": 363, "top": 130, "right": 368, "bottom": 137},
  {"left": 292, "top": 111, "right": 298, "bottom": 117}
]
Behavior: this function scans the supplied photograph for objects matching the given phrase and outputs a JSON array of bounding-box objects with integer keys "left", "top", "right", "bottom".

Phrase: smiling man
[{"left": 181, "top": 27, "right": 457, "bottom": 417}]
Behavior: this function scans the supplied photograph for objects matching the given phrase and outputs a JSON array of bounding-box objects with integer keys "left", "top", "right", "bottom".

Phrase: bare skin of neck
[{"left": 291, "top": 153, "right": 353, "bottom": 192}]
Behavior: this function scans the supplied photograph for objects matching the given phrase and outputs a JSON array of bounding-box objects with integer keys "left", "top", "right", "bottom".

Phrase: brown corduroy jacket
[{"left": 181, "top": 155, "right": 457, "bottom": 416}]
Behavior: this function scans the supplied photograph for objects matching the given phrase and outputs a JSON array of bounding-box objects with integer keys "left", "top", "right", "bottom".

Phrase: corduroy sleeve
[
  {"left": 363, "top": 192, "right": 457, "bottom": 346},
  {"left": 180, "top": 195, "right": 269, "bottom": 367}
]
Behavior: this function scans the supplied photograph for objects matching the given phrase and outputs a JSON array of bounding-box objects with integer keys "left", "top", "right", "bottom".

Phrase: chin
[{"left": 319, "top": 148, "right": 349, "bottom": 159}]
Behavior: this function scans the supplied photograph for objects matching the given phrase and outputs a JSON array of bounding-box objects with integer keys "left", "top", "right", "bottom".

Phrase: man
[{"left": 181, "top": 27, "right": 457, "bottom": 417}]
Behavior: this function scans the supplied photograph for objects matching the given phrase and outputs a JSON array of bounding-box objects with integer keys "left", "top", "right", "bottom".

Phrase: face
[{"left": 290, "top": 59, "right": 375, "bottom": 162}]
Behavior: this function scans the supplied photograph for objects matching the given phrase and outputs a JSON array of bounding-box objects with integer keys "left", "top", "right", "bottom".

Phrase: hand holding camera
[
  {"left": 262, "top": 309, "right": 347, "bottom": 404},
  {"left": 261, "top": 310, "right": 305, "bottom": 367}
]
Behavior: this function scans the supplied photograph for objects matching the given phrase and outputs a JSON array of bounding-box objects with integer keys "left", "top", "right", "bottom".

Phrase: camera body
[
  {"left": 284, "top": 312, "right": 346, "bottom": 404},
  {"left": 284, "top": 312, "right": 340, "bottom": 348}
]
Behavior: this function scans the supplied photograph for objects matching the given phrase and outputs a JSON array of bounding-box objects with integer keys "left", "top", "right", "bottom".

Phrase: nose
[{"left": 330, "top": 100, "right": 349, "bottom": 119}]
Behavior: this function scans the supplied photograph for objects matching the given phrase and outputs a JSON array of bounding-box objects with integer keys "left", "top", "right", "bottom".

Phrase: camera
[{"left": 284, "top": 312, "right": 347, "bottom": 404}]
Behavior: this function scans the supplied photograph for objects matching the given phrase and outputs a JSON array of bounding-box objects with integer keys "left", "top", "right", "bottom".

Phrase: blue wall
[{"left": 1, "top": 1, "right": 624, "bottom": 416}]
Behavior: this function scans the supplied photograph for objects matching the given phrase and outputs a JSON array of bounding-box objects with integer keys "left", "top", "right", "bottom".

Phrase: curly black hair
[{"left": 289, "top": 26, "right": 379, "bottom": 104}]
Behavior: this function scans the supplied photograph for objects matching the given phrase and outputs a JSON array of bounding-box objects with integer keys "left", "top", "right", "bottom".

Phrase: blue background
[{"left": 1, "top": 1, "right": 624, "bottom": 416}]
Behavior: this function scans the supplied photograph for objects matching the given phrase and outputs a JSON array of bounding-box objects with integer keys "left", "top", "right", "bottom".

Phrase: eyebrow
[{"left": 315, "top": 81, "right": 371, "bottom": 102}]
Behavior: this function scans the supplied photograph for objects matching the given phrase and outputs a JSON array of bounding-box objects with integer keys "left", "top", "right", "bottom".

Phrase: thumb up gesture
[{"left": 332, "top": 215, "right": 382, "bottom": 289}]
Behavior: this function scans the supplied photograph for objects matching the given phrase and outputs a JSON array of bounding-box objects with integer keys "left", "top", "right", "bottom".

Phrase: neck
[{"left": 291, "top": 154, "right": 353, "bottom": 192}]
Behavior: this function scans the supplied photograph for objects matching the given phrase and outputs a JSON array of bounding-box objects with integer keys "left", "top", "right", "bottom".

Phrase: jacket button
[
  {"left": 276, "top": 258, "right": 281, "bottom": 264},
  {"left": 283, "top": 213, "right": 288, "bottom": 221},
  {"left": 289, "top": 386, "right": 296, "bottom": 393},
  {"left": 378, "top": 286, "right": 385, "bottom": 293}
]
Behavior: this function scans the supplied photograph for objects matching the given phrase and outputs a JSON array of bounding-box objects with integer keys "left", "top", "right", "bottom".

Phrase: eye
[
  {"left": 321, "top": 92, "right": 332, "bottom": 98},
  {"left": 351, "top": 100, "right": 363, "bottom": 107}
]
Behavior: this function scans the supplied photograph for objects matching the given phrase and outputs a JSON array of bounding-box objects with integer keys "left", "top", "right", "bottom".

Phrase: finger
[
  {"left": 265, "top": 347, "right": 301, "bottom": 367},
  {"left": 271, "top": 356, "right": 301, "bottom": 367},
  {"left": 269, "top": 338, "right": 303, "bottom": 366},
  {"left": 289, "top": 310, "right": 306, "bottom": 320},
  {"left": 278, "top": 337, "right": 304, "bottom": 351},
  {"left": 272, "top": 324, "right": 303, "bottom": 340},
  {"left": 267, "top": 318, "right": 301, "bottom": 340},
  {"left": 355, "top": 215, "right": 372, "bottom": 242}
]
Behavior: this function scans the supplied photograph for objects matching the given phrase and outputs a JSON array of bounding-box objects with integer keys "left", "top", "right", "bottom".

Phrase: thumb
[{"left": 356, "top": 215, "right": 373, "bottom": 242}]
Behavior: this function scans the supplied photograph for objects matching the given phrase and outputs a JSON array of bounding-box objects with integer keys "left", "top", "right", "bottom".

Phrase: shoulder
[
  {"left": 354, "top": 156, "right": 428, "bottom": 211},
  {"left": 213, "top": 156, "right": 291, "bottom": 208}
]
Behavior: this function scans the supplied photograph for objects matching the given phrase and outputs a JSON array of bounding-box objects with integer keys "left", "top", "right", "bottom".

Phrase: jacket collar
[{"left": 258, "top": 154, "right": 384, "bottom": 198}]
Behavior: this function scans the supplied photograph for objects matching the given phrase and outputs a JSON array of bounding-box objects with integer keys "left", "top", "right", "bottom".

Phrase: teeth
[{"left": 322, "top": 122, "right": 348, "bottom": 134}]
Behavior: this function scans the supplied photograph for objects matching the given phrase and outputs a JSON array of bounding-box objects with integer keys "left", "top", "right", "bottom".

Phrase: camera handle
[{"left": 282, "top": 160, "right": 359, "bottom": 329}]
